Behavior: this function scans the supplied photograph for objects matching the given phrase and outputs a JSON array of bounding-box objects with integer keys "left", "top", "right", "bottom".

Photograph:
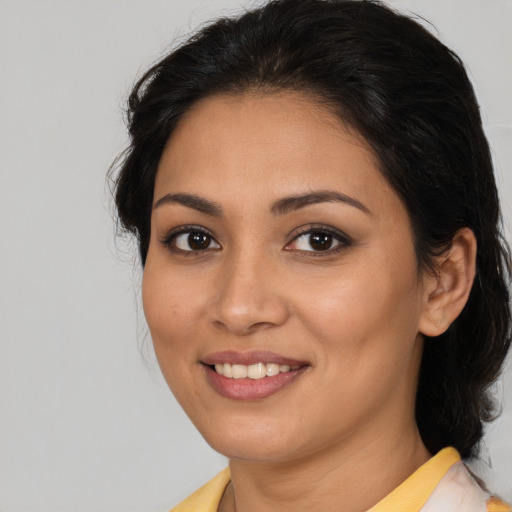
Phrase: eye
[
  {"left": 161, "top": 227, "right": 221, "bottom": 253},
  {"left": 286, "top": 225, "right": 351, "bottom": 253}
]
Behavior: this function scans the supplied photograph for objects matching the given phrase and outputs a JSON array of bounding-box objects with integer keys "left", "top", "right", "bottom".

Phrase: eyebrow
[
  {"left": 153, "top": 190, "right": 370, "bottom": 216},
  {"left": 153, "top": 193, "right": 223, "bottom": 216},
  {"left": 270, "top": 190, "right": 371, "bottom": 216}
]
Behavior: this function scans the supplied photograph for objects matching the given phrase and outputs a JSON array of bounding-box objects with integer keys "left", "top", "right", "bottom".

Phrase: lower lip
[{"left": 204, "top": 365, "right": 307, "bottom": 400}]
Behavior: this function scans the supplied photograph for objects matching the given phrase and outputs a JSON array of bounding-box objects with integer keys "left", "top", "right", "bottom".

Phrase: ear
[{"left": 419, "top": 227, "right": 477, "bottom": 337}]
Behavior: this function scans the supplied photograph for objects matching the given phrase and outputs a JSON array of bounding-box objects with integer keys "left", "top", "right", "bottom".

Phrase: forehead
[{"left": 154, "top": 91, "right": 396, "bottom": 213}]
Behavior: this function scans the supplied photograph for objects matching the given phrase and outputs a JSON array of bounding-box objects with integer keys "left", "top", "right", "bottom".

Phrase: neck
[{"left": 220, "top": 421, "right": 430, "bottom": 512}]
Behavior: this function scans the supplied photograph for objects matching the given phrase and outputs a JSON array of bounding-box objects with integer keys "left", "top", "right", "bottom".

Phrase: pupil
[
  {"left": 188, "top": 232, "right": 210, "bottom": 250},
  {"left": 309, "top": 233, "right": 332, "bottom": 251}
]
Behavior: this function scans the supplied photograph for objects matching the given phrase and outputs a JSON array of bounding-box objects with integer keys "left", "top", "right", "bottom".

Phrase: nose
[{"left": 209, "top": 252, "right": 290, "bottom": 335}]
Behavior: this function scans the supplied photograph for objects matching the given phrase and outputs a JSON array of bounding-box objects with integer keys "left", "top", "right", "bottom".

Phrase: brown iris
[
  {"left": 309, "top": 233, "right": 333, "bottom": 251},
  {"left": 188, "top": 232, "right": 211, "bottom": 250}
]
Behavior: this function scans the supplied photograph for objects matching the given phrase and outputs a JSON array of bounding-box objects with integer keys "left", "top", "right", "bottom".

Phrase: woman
[{"left": 111, "top": 0, "right": 511, "bottom": 510}]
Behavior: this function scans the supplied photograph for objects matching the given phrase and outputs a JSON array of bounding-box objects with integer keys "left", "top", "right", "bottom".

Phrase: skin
[{"left": 142, "top": 91, "right": 476, "bottom": 512}]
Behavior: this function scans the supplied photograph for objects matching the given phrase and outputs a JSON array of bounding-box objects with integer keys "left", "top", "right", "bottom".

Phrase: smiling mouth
[
  {"left": 211, "top": 362, "right": 301, "bottom": 379},
  {"left": 201, "top": 350, "right": 309, "bottom": 400},
  {"left": 203, "top": 361, "right": 308, "bottom": 401}
]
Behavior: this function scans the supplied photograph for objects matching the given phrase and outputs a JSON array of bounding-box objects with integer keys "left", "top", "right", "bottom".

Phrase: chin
[
  {"left": 199, "top": 420, "right": 304, "bottom": 463},
  {"left": 212, "top": 440, "right": 301, "bottom": 463}
]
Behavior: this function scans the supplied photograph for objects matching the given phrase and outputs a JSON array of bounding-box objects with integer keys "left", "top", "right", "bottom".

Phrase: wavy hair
[{"left": 111, "top": 0, "right": 511, "bottom": 458}]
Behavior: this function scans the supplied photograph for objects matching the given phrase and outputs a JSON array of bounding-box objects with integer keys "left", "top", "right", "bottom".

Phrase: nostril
[{"left": 209, "top": 281, "right": 290, "bottom": 334}]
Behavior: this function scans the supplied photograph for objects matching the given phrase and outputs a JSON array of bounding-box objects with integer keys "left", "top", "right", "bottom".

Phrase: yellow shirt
[{"left": 170, "top": 447, "right": 510, "bottom": 512}]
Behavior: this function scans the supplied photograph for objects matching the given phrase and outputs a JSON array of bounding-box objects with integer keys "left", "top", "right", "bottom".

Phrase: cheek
[
  {"left": 294, "top": 262, "right": 423, "bottom": 422},
  {"left": 298, "top": 250, "right": 422, "bottom": 361},
  {"left": 142, "top": 259, "right": 203, "bottom": 357},
  {"left": 142, "top": 262, "right": 208, "bottom": 409}
]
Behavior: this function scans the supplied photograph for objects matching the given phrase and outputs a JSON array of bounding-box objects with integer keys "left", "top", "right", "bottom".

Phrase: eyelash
[
  {"left": 159, "top": 224, "right": 352, "bottom": 256},
  {"left": 160, "top": 225, "right": 219, "bottom": 256},
  {"left": 286, "top": 224, "right": 352, "bottom": 256}
]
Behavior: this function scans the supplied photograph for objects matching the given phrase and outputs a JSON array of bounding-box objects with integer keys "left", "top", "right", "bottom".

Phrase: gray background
[{"left": 0, "top": 0, "right": 510, "bottom": 510}]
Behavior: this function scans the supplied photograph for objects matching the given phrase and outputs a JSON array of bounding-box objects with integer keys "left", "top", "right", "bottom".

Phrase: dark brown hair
[{"left": 111, "top": 0, "right": 511, "bottom": 458}]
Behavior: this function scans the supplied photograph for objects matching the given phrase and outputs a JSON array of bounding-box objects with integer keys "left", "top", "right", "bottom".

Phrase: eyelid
[
  {"left": 159, "top": 225, "right": 221, "bottom": 253},
  {"left": 285, "top": 224, "right": 353, "bottom": 253},
  {"left": 159, "top": 223, "right": 351, "bottom": 255}
]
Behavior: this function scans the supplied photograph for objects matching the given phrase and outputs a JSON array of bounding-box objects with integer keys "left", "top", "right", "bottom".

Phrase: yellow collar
[
  {"left": 170, "top": 447, "right": 460, "bottom": 512},
  {"left": 170, "top": 467, "right": 230, "bottom": 512},
  {"left": 369, "top": 447, "right": 460, "bottom": 512}
]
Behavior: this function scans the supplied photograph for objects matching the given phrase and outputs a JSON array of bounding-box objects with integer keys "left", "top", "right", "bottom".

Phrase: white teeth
[
  {"left": 223, "top": 363, "right": 233, "bottom": 378},
  {"left": 248, "top": 363, "right": 266, "bottom": 379},
  {"left": 265, "top": 363, "right": 280, "bottom": 376},
  {"left": 231, "top": 364, "right": 248, "bottom": 379},
  {"left": 213, "top": 362, "right": 300, "bottom": 379}
]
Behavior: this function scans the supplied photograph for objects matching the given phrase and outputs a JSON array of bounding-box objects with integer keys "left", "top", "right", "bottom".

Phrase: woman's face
[{"left": 143, "top": 92, "right": 430, "bottom": 462}]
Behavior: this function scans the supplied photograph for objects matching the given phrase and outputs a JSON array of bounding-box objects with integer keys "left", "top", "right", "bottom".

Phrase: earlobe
[{"left": 419, "top": 228, "right": 477, "bottom": 337}]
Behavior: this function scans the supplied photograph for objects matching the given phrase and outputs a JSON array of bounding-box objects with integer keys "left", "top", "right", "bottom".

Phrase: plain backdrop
[{"left": 0, "top": 1, "right": 511, "bottom": 510}]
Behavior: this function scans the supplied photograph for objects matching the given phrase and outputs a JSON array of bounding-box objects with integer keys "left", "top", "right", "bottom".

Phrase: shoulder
[
  {"left": 421, "top": 461, "right": 511, "bottom": 512},
  {"left": 169, "top": 468, "right": 230, "bottom": 512},
  {"left": 487, "top": 496, "right": 512, "bottom": 512},
  {"left": 369, "top": 448, "right": 510, "bottom": 512}
]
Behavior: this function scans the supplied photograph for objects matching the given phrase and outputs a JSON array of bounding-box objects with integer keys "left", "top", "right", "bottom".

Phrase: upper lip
[{"left": 202, "top": 350, "right": 309, "bottom": 367}]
